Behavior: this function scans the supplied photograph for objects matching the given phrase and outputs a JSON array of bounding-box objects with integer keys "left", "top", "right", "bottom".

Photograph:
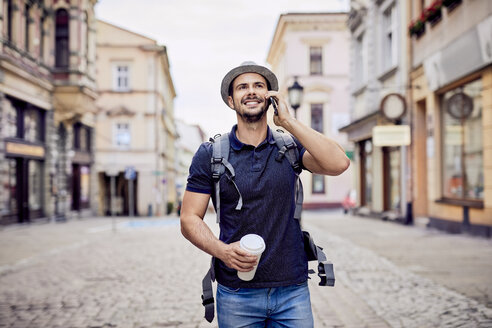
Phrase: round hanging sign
[
  {"left": 445, "top": 92, "right": 473, "bottom": 120},
  {"left": 380, "top": 93, "right": 407, "bottom": 122}
]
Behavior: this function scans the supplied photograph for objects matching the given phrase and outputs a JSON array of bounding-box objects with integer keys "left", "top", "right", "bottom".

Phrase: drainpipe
[{"left": 405, "top": 0, "right": 414, "bottom": 225}]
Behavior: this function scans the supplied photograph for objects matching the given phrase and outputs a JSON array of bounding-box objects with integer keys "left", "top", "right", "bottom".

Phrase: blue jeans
[{"left": 216, "top": 282, "right": 314, "bottom": 328}]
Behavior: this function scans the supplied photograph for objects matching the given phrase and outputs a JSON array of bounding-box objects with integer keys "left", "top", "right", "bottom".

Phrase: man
[{"left": 180, "top": 61, "right": 349, "bottom": 327}]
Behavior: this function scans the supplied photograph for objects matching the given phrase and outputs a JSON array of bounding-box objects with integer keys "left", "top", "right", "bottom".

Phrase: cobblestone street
[{"left": 0, "top": 211, "right": 491, "bottom": 328}]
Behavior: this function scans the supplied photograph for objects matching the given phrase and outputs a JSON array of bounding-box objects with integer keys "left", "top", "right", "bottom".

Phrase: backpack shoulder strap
[
  {"left": 210, "top": 133, "right": 242, "bottom": 224},
  {"left": 272, "top": 129, "right": 301, "bottom": 172},
  {"left": 272, "top": 129, "right": 303, "bottom": 220}
]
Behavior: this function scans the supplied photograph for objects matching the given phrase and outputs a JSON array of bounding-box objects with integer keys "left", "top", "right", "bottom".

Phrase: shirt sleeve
[
  {"left": 186, "top": 142, "right": 213, "bottom": 194},
  {"left": 292, "top": 136, "right": 308, "bottom": 172}
]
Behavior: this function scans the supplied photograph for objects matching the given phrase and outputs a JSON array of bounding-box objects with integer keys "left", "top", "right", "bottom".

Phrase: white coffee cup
[{"left": 237, "top": 234, "right": 266, "bottom": 281}]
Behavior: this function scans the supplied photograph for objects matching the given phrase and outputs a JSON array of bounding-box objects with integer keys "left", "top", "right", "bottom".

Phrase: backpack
[{"left": 201, "top": 129, "right": 335, "bottom": 323}]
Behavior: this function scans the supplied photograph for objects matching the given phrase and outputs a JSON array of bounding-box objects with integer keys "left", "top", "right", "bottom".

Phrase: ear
[{"left": 227, "top": 96, "right": 235, "bottom": 109}]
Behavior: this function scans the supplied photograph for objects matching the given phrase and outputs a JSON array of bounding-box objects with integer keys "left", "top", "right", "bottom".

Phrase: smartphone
[{"left": 270, "top": 97, "right": 278, "bottom": 116}]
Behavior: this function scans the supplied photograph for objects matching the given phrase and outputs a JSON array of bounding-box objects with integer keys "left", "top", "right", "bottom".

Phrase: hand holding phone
[{"left": 270, "top": 97, "right": 278, "bottom": 116}]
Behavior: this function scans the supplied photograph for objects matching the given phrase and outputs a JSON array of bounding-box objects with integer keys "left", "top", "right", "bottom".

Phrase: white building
[{"left": 267, "top": 13, "right": 354, "bottom": 209}]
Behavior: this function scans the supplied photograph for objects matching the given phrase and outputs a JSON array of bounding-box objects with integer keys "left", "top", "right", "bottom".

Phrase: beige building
[
  {"left": 267, "top": 13, "right": 353, "bottom": 209},
  {"left": 341, "top": 0, "right": 411, "bottom": 222},
  {"left": 95, "top": 20, "right": 177, "bottom": 217},
  {"left": 0, "top": 0, "right": 98, "bottom": 224},
  {"left": 175, "top": 119, "right": 206, "bottom": 203},
  {"left": 409, "top": 0, "right": 492, "bottom": 236}
]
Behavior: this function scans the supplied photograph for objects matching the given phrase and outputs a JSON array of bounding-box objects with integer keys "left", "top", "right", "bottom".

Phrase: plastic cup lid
[{"left": 240, "top": 234, "right": 265, "bottom": 253}]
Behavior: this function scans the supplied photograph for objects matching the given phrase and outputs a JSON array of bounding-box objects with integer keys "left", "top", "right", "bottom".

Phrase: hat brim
[{"left": 221, "top": 64, "right": 278, "bottom": 107}]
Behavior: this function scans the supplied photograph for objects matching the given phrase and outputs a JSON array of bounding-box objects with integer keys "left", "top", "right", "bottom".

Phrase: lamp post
[{"left": 288, "top": 77, "right": 304, "bottom": 119}]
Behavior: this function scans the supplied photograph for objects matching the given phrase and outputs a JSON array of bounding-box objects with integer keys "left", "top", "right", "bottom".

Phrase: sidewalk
[
  {"left": 0, "top": 212, "right": 491, "bottom": 327},
  {"left": 303, "top": 211, "right": 492, "bottom": 327}
]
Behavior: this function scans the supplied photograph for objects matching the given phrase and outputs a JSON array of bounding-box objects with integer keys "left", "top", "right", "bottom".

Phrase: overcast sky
[{"left": 95, "top": 0, "right": 349, "bottom": 136}]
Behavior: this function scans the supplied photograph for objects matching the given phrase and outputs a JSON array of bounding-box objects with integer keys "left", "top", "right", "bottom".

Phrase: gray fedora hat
[{"left": 221, "top": 61, "right": 278, "bottom": 106}]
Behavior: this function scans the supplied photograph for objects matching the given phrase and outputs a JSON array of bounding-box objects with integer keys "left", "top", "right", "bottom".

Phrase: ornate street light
[{"left": 288, "top": 77, "right": 304, "bottom": 118}]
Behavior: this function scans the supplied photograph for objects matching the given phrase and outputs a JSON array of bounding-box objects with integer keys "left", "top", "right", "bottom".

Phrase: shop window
[
  {"left": 361, "top": 139, "right": 373, "bottom": 207},
  {"left": 80, "top": 165, "right": 90, "bottom": 208},
  {"left": 0, "top": 159, "right": 17, "bottom": 216},
  {"left": 312, "top": 174, "right": 325, "bottom": 194},
  {"left": 113, "top": 64, "right": 130, "bottom": 91},
  {"left": 310, "top": 46, "right": 322, "bottom": 75},
  {"left": 442, "top": 79, "right": 483, "bottom": 200},
  {"left": 311, "top": 104, "right": 324, "bottom": 133},
  {"left": 384, "top": 147, "right": 401, "bottom": 211},
  {"left": 55, "top": 9, "right": 69, "bottom": 68},
  {"left": 28, "top": 160, "right": 42, "bottom": 212}
]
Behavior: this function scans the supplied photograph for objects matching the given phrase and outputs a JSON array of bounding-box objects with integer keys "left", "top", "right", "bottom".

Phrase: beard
[{"left": 233, "top": 97, "right": 269, "bottom": 123}]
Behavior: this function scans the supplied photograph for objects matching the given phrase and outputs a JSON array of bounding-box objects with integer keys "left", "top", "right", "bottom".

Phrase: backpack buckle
[
  {"left": 276, "top": 147, "right": 287, "bottom": 162},
  {"left": 201, "top": 295, "right": 214, "bottom": 306}
]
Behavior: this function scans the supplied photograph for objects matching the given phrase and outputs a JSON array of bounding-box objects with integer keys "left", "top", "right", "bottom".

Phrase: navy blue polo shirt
[{"left": 186, "top": 125, "right": 309, "bottom": 288}]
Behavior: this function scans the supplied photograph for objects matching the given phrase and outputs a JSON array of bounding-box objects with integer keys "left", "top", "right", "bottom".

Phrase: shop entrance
[{"left": 2, "top": 157, "right": 43, "bottom": 224}]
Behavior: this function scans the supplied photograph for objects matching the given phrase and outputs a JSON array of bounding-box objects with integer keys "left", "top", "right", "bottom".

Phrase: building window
[
  {"left": 310, "top": 46, "right": 322, "bottom": 75},
  {"left": 40, "top": 12, "right": 46, "bottom": 61},
  {"left": 24, "top": 106, "right": 44, "bottom": 143},
  {"left": 442, "top": 79, "right": 483, "bottom": 200},
  {"left": 74, "top": 123, "right": 91, "bottom": 152},
  {"left": 7, "top": 98, "right": 45, "bottom": 142},
  {"left": 24, "top": 3, "right": 30, "bottom": 52},
  {"left": 382, "top": 3, "right": 397, "bottom": 72},
  {"left": 311, "top": 104, "right": 324, "bottom": 133},
  {"left": 312, "top": 174, "right": 325, "bottom": 194},
  {"left": 5, "top": 100, "right": 18, "bottom": 138},
  {"left": 113, "top": 64, "right": 130, "bottom": 91},
  {"left": 55, "top": 9, "right": 69, "bottom": 68},
  {"left": 7, "top": 0, "right": 13, "bottom": 42},
  {"left": 355, "top": 34, "right": 365, "bottom": 86},
  {"left": 115, "top": 123, "right": 131, "bottom": 148}
]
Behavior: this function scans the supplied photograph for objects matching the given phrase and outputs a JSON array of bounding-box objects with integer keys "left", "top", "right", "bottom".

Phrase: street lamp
[{"left": 288, "top": 77, "right": 304, "bottom": 119}]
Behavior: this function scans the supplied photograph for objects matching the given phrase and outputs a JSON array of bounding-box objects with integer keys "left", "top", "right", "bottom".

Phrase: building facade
[
  {"left": 0, "top": 0, "right": 98, "bottom": 225},
  {"left": 409, "top": 0, "right": 492, "bottom": 236},
  {"left": 95, "top": 20, "right": 177, "bottom": 217},
  {"left": 341, "top": 0, "right": 411, "bottom": 221},
  {"left": 175, "top": 119, "right": 206, "bottom": 204},
  {"left": 267, "top": 13, "right": 354, "bottom": 209}
]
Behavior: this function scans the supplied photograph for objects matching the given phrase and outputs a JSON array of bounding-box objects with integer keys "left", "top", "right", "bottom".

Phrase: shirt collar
[{"left": 229, "top": 124, "right": 276, "bottom": 151}]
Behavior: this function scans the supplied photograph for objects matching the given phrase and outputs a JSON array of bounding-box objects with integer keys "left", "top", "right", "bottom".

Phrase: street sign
[
  {"left": 373, "top": 125, "right": 411, "bottom": 147},
  {"left": 125, "top": 166, "right": 136, "bottom": 180}
]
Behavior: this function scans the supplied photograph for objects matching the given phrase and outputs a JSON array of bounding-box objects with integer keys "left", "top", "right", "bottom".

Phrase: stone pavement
[{"left": 0, "top": 212, "right": 491, "bottom": 327}]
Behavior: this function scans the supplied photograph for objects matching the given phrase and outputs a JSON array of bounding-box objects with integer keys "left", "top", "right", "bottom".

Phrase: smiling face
[{"left": 227, "top": 73, "right": 269, "bottom": 123}]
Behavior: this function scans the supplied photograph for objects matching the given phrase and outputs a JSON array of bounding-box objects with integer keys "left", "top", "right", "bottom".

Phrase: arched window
[{"left": 55, "top": 9, "right": 69, "bottom": 68}]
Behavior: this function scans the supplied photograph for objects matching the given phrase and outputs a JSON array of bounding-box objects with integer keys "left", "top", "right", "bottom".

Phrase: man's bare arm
[
  {"left": 180, "top": 190, "right": 257, "bottom": 272},
  {"left": 268, "top": 91, "right": 350, "bottom": 176}
]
